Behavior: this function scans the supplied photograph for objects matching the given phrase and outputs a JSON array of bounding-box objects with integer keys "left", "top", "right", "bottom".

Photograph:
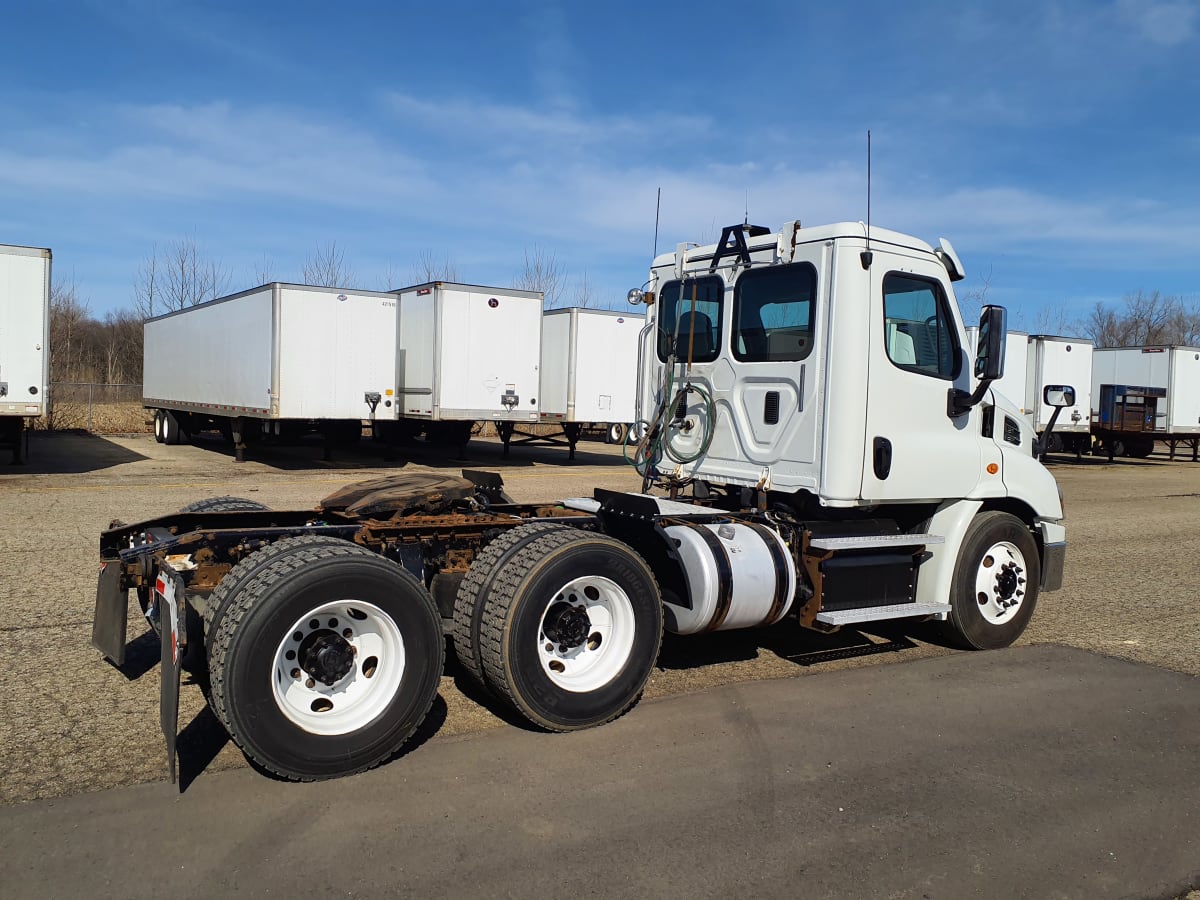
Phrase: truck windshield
[
  {"left": 732, "top": 263, "right": 817, "bottom": 362},
  {"left": 656, "top": 276, "right": 723, "bottom": 363}
]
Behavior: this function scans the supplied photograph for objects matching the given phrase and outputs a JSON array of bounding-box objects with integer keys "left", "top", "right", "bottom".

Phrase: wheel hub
[
  {"left": 542, "top": 602, "right": 590, "bottom": 650},
  {"left": 995, "top": 565, "right": 1020, "bottom": 600},
  {"left": 298, "top": 630, "right": 355, "bottom": 685}
]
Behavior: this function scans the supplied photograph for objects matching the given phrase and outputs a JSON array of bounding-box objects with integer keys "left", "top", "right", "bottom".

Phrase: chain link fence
[{"left": 41, "top": 383, "right": 149, "bottom": 433}]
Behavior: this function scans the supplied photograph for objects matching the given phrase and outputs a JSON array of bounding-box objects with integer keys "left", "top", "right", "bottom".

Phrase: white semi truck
[
  {"left": 0, "top": 244, "right": 51, "bottom": 463},
  {"left": 92, "top": 220, "right": 1070, "bottom": 783}
]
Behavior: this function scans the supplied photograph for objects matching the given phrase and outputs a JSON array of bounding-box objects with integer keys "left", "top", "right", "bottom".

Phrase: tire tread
[{"left": 207, "top": 539, "right": 441, "bottom": 780}]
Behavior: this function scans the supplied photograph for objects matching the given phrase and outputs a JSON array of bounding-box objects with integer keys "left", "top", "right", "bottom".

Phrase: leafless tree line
[{"left": 1080, "top": 290, "right": 1200, "bottom": 348}]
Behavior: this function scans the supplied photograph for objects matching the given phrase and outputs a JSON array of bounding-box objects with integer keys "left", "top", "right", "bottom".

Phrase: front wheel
[
  {"left": 207, "top": 542, "right": 443, "bottom": 780},
  {"left": 941, "top": 511, "right": 1041, "bottom": 650},
  {"left": 477, "top": 529, "right": 663, "bottom": 731}
]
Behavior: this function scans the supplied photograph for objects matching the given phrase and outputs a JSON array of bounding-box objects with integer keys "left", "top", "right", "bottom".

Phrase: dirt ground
[{"left": 1, "top": 431, "right": 1197, "bottom": 804}]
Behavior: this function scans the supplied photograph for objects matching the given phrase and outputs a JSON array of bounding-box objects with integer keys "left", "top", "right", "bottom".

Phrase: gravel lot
[{"left": 1, "top": 431, "right": 1197, "bottom": 804}]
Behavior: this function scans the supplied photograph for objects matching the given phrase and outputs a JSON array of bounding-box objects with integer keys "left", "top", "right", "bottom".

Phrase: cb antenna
[
  {"left": 861, "top": 130, "right": 873, "bottom": 270},
  {"left": 744, "top": 188, "right": 749, "bottom": 227},
  {"left": 653, "top": 187, "right": 662, "bottom": 258}
]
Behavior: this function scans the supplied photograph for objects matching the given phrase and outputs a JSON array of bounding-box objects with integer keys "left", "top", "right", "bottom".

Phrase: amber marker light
[{"left": 986, "top": 463, "right": 999, "bottom": 475}]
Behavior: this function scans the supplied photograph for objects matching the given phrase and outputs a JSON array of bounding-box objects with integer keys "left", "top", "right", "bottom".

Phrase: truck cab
[{"left": 631, "top": 221, "right": 1066, "bottom": 624}]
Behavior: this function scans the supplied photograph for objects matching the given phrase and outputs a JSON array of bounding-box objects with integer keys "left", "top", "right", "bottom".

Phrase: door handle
[{"left": 873, "top": 437, "right": 892, "bottom": 480}]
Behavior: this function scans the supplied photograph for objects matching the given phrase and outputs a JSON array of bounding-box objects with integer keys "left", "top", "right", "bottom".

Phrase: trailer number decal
[{"left": 155, "top": 574, "right": 181, "bottom": 666}]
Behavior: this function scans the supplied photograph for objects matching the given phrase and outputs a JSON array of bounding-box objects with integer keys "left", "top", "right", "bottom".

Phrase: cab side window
[
  {"left": 656, "top": 276, "right": 724, "bottom": 363},
  {"left": 882, "top": 273, "right": 960, "bottom": 379},
  {"left": 732, "top": 263, "right": 816, "bottom": 362}
]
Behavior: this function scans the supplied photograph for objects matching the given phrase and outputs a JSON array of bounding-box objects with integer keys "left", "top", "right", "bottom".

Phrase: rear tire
[
  {"left": 180, "top": 496, "right": 270, "bottom": 514},
  {"left": 605, "top": 423, "right": 627, "bottom": 445},
  {"left": 451, "top": 522, "right": 573, "bottom": 685},
  {"left": 477, "top": 529, "right": 663, "bottom": 731},
  {"left": 207, "top": 541, "right": 443, "bottom": 780},
  {"left": 1126, "top": 436, "right": 1155, "bottom": 458},
  {"left": 941, "top": 511, "right": 1040, "bottom": 650},
  {"left": 162, "top": 410, "right": 181, "bottom": 445},
  {"left": 202, "top": 535, "right": 351, "bottom": 651},
  {"left": 153, "top": 410, "right": 165, "bottom": 444}
]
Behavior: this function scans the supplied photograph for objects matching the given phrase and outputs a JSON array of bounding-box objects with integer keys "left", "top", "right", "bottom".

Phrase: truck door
[{"left": 861, "top": 254, "right": 982, "bottom": 501}]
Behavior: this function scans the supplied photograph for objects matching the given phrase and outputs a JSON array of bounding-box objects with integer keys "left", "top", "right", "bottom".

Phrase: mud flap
[
  {"left": 156, "top": 565, "right": 185, "bottom": 784},
  {"left": 91, "top": 562, "right": 129, "bottom": 666}
]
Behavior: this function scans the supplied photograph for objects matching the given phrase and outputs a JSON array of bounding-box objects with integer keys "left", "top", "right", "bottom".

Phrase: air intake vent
[
  {"left": 763, "top": 391, "right": 780, "bottom": 424},
  {"left": 675, "top": 393, "right": 688, "bottom": 419},
  {"left": 1004, "top": 416, "right": 1021, "bottom": 446}
]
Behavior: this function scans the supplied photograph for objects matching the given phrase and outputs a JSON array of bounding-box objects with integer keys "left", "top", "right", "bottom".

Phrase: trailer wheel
[
  {"left": 153, "top": 410, "right": 165, "bottom": 444},
  {"left": 942, "top": 511, "right": 1040, "bottom": 650},
  {"left": 1126, "top": 436, "right": 1155, "bottom": 458},
  {"left": 207, "top": 541, "right": 443, "bottom": 780},
  {"left": 162, "top": 410, "right": 181, "bottom": 445},
  {"left": 477, "top": 529, "right": 663, "bottom": 731},
  {"left": 605, "top": 423, "right": 627, "bottom": 445}
]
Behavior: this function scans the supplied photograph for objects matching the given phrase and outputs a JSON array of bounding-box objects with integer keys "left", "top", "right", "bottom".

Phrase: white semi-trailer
[
  {"left": 966, "top": 327, "right": 1029, "bottom": 415},
  {"left": 504, "top": 307, "right": 644, "bottom": 458},
  {"left": 383, "top": 282, "right": 543, "bottom": 447},
  {"left": 1090, "top": 345, "right": 1200, "bottom": 459},
  {"left": 1026, "top": 335, "right": 1093, "bottom": 453},
  {"left": 144, "top": 283, "right": 398, "bottom": 460},
  {"left": 93, "top": 219, "right": 1071, "bottom": 784},
  {"left": 0, "top": 244, "right": 51, "bottom": 463}
]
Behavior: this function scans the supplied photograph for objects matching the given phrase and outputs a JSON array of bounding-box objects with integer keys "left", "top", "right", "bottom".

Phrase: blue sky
[{"left": 2, "top": 0, "right": 1197, "bottom": 330}]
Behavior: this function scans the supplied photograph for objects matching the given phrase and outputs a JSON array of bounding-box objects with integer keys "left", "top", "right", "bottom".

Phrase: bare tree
[
  {"left": 252, "top": 254, "right": 276, "bottom": 286},
  {"left": 49, "top": 279, "right": 91, "bottom": 382},
  {"left": 573, "top": 269, "right": 596, "bottom": 309},
  {"left": 133, "top": 237, "right": 230, "bottom": 318},
  {"left": 407, "top": 249, "right": 459, "bottom": 286},
  {"left": 957, "top": 265, "right": 993, "bottom": 327},
  {"left": 1032, "top": 303, "right": 1074, "bottom": 336},
  {"left": 514, "top": 246, "right": 564, "bottom": 308},
  {"left": 1082, "top": 290, "right": 1200, "bottom": 348},
  {"left": 302, "top": 241, "right": 355, "bottom": 287}
]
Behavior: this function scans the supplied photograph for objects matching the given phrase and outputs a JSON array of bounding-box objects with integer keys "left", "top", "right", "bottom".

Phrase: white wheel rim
[
  {"left": 271, "top": 600, "right": 405, "bottom": 735},
  {"left": 536, "top": 576, "right": 636, "bottom": 693},
  {"left": 973, "top": 541, "right": 1028, "bottom": 625}
]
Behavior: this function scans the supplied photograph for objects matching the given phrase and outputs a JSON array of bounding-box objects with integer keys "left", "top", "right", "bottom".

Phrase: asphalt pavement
[{"left": 2, "top": 644, "right": 1198, "bottom": 899}]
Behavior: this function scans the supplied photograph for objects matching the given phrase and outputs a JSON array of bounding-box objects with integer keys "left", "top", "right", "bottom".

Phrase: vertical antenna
[
  {"left": 861, "top": 130, "right": 874, "bottom": 270},
  {"left": 744, "top": 188, "right": 749, "bottom": 227},
  {"left": 653, "top": 187, "right": 662, "bottom": 258}
]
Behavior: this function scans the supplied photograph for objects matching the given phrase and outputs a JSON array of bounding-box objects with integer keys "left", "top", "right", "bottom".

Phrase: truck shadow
[
  {"left": 4, "top": 432, "right": 149, "bottom": 474},
  {"left": 656, "top": 619, "right": 921, "bottom": 670}
]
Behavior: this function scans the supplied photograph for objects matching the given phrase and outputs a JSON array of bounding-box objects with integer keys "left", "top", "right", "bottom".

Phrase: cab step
[
  {"left": 808, "top": 533, "right": 944, "bottom": 551},
  {"left": 814, "top": 602, "right": 951, "bottom": 626}
]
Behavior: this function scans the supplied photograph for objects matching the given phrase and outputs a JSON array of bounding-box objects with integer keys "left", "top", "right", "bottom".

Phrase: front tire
[
  {"left": 477, "top": 529, "right": 663, "bottom": 731},
  {"left": 942, "top": 511, "right": 1040, "bottom": 650},
  {"left": 207, "top": 541, "right": 443, "bottom": 780}
]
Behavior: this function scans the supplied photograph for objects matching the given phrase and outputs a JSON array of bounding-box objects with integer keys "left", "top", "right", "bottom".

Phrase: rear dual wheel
[
  {"left": 206, "top": 537, "right": 443, "bottom": 780},
  {"left": 454, "top": 525, "right": 663, "bottom": 731}
]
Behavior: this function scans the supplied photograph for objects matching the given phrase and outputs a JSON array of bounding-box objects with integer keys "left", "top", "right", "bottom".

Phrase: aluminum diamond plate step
[
  {"left": 815, "top": 602, "right": 952, "bottom": 626},
  {"left": 808, "top": 533, "right": 945, "bottom": 550}
]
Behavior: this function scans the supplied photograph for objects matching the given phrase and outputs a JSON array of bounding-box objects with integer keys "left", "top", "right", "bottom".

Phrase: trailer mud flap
[
  {"left": 156, "top": 566, "right": 185, "bottom": 784},
  {"left": 91, "top": 562, "right": 129, "bottom": 666}
]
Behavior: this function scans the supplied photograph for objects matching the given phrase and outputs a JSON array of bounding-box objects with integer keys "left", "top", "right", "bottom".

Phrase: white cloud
[{"left": 1117, "top": 0, "right": 1198, "bottom": 45}]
